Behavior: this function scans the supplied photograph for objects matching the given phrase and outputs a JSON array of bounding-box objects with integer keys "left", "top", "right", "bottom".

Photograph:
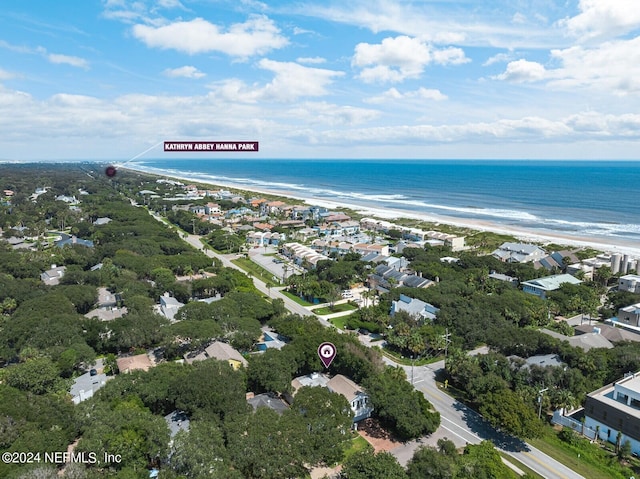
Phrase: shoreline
[{"left": 124, "top": 164, "right": 640, "bottom": 258}]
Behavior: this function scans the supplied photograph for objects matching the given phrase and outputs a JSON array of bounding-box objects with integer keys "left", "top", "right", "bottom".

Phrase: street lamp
[{"left": 538, "top": 387, "right": 549, "bottom": 419}]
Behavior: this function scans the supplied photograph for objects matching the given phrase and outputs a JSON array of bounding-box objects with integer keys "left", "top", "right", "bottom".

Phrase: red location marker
[
  {"left": 318, "top": 342, "right": 337, "bottom": 368},
  {"left": 105, "top": 165, "right": 117, "bottom": 178}
]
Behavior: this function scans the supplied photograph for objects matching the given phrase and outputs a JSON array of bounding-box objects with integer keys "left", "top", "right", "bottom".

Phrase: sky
[{"left": 1, "top": 0, "right": 640, "bottom": 161}]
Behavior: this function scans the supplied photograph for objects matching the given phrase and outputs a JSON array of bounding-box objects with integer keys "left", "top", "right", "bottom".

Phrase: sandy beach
[{"left": 125, "top": 164, "right": 640, "bottom": 258}]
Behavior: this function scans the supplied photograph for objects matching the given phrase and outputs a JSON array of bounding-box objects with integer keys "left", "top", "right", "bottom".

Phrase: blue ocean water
[{"left": 133, "top": 159, "right": 640, "bottom": 242}]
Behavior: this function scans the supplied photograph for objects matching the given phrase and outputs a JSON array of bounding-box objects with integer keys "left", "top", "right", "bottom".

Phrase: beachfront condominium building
[
  {"left": 584, "top": 372, "right": 640, "bottom": 455},
  {"left": 619, "top": 274, "right": 640, "bottom": 294},
  {"left": 521, "top": 273, "right": 582, "bottom": 299}
]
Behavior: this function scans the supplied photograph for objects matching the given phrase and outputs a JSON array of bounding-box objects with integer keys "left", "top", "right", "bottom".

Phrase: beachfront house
[
  {"left": 619, "top": 274, "right": 640, "bottom": 294},
  {"left": 618, "top": 303, "right": 640, "bottom": 327},
  {"left": 521, "top": 273, "right": 582, "bottom": 299},
  {"left": 492, "top": 242, "right": 546, "bottom": 264}
]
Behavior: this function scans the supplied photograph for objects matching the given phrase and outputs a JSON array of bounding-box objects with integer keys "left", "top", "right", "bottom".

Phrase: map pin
[{"left": 318, "top": 342, "right": 337, "bottom": 368}]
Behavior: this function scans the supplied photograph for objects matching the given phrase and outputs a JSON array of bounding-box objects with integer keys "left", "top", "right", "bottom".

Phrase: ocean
[{"left": 132, "top": 159, "right": 640, "bottom": 244}]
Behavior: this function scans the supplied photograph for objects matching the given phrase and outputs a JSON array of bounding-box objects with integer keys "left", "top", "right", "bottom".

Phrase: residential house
[
  {"left": 93, "top": 217, "right": 112, "bottom": 226},
  {"left": 619, "top": 274, "right": 640, "bottom": 294},
  {"left": 291, "top": 373, "right": 373, "bottom": 425},
  {"left": 618, "top": 303, "right": 640, "bottom": 327},
  {"left": 281, "top": 242, "right": 330, "bottom": 268},
  {"left": 117, "top": 353, "right": 153, "bottom": 373},
  {"left": 70, "top": 364, "right": 110, "bottom": 404},
  {"left": 55, "top": 233, "right": 94, "bottom": 248},
  {"left": 488, "top": 271, "right": 519, "bottom": 285},
  {"left": 584, "top": 371, "right": 640, "bottom": 456},
  {"left": 575, "top": 324, "right": 640, "bottom": 344},
  {"left": 492, "top": 242, "right": 546, "bottom": 263},
  {"left": 84, "top": 287, "right": 127, "bottom": 321},
  {"left": 55, "top": 194, "right": 80, "bottom": 205},
  {"left": 247, "top": 392, "right": 290, "bottom": 414},
  {"left": 41, "top": 265, "right": 66, "bottom": 286},
  {"left": 521, "top": 273, "right": 582, "bottom": 299},
  {"left": 369, "top": 264, "right": 433, "bottom": 292},
  {"left": 327, "top": 375, "right": 374, "bottom": 423},
  {"left": 246, "top": 231, "right": 285, "bottom": 247},
  {"left": 391, "top": 294, "right": 439, "bottom": 321},
  {"left": 353, "top": 243, "right": 390, "bottom": 256},
  {"left": 541, "top": 328, "right": 613, "bottom": 351},
  {"left": 184, "top": 340, "right": 248, "bottom": 370},
  {"left": 165, "top": 411, "right": 190, "bottom": 447},
  {"left": 159, "top": 292, "right": 184, "bottom": 321}
]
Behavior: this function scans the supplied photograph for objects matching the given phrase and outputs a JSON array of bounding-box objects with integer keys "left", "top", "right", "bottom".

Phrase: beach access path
[{"left": 147, "top": 209, "right": 584, "bottom": 479}]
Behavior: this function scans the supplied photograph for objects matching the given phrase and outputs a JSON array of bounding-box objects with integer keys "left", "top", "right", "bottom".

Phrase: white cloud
[
  {"left": 547, "top": 37, "right": 640, "bottom": 94},
  {"left": 0, "top": 68, "right": 15, "bottom": 80},
  {"left": 132, "top": 15, "right": 288, "bottom": 57},
  {"left": 303, "top": 110, "right": 640, "bottom": 146},
  {"left": 366, "top": 87, "right": 447, "bottom": 103},
  {"left": 287, "top": 102, "right": 379, "bottom": 126},
  {"left": 157, "top": 0, "right": 184, "bottom": 8},
  {"left": 495, "top": 59, "right": 546, "bottom": 83},
  {"left": 47, "top": 53, "right": 90, "bottom": 69},
  {"left": 298, "top": 0, "right": 560, "bottom": 49},
  {"left": 561, "top": 0, "right": 640, "bottom": 40},
  {"left": 163, "top": 66, "right": 205, "bottom": 79},
  {"left": 352, "top": 36, "right": 469, "bottom": 83},
  {"left": 208, "top": 59, "right": 344, "bottom": 102},
  {"left": 297, "top": 56, "right": 326, "bottom": 64},
  {"left": 483, "top": 52, "right": 514, "bottom": 66}
]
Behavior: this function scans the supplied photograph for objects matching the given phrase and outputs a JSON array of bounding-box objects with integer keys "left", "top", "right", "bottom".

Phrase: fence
[{"left": 551, "top": 410, "right": 597, "bottom": 440}]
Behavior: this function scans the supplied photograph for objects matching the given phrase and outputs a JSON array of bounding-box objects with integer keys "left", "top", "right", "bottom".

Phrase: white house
[
  {"left": 619, "top": 274, "right": 640, "bottom": 294},
  {"left": 521, "top": 273, "right": 582, "bottom": 299}
]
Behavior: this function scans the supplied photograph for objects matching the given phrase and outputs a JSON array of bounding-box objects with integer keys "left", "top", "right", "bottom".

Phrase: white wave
[{"left": 132, "top": 163, "right": 640, "bottom": 238}]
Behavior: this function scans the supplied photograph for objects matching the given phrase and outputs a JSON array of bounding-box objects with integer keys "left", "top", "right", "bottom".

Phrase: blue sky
[{"left": 1, "top": 0, "right": 640, "bottom": 160}]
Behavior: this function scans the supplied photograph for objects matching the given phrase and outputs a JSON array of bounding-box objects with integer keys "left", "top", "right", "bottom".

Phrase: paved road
[
  {"left": 151, "top": 213, "right": 584, "bottom": 478},
  {"left": 386, "top": 358, "right": 585, "bottom": 479}
]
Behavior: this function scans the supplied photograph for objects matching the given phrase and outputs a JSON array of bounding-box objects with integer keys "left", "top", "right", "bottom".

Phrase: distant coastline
[{"left": 123, "top": 162, "right": 640, "bottom": 257}]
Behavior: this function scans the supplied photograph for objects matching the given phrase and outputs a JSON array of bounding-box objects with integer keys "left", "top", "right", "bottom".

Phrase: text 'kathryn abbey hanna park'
[{"left": 164, "top": 141, "right": 259, "bottom": 152}]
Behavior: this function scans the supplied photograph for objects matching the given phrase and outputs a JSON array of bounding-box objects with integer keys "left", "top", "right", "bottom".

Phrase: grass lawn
[
  {"left": 528, "top": 427, "right": 636, "bottom": 479},
  {"left": 329, "top": 313, "right": 359, "bottom": 331},
  {"left": 498, "top": 452, "right": 544, "bottom": 479},
  {"left": 381, "top": 348, "right": 442, "bottom": 366},
  {"left": 342, "top": 434, "right": 371, "bottom": 462},
  {"left": 312, "top": 303, "right": 358, "bottom": 315},
  {"left": 231, "top": 257, "right": 279, "bottom": 285},
  {"left": 280, "top": 290, "right": 314, "bottom": 306}
]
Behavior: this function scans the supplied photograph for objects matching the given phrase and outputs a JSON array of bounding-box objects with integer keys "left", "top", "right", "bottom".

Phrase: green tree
[
  {"left": 286, "top": 386, "right": 354, "bottom": 466},
  {"left": 342, "top": 449, "right": 408, "bottom": 479},
  {"left": 170, "top": 419, "right": 242, "bottom": 478},
  {"left": 407, "top": 446, "right": 456, "bottom": 479},
  {"left": 2, "top": 357, "right": 65, "bottom": 395},
  {"left": 478, "top": 389, "right": 543, "bottom": 439}
]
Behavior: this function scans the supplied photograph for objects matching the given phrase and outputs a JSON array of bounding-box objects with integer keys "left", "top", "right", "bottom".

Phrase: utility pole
[
  {"left": 538, "top": 387, "right": 549, "bottom": 419},
  {"left": 443, "top": 328, "right": 452, "bottom": 360}
]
